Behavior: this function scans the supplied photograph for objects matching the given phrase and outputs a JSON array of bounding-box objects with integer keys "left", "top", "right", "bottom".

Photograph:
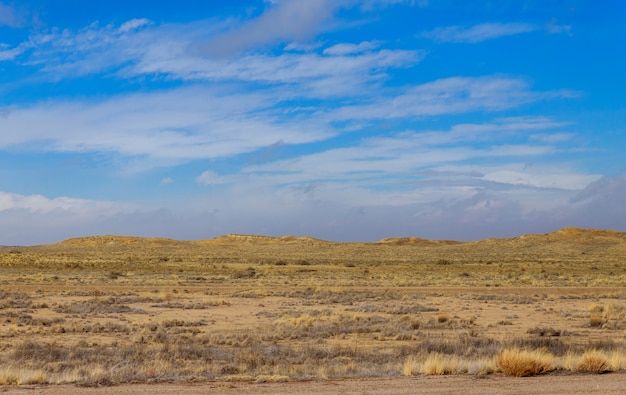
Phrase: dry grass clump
[
  {"left": 496, "top": 347, "right": 554, "bottom": 377},
  {"left": 418, "top": 353, "right": 463, "bottom": 375},
  {"left": 589, "top": 314, "right": 604, "bottom": 327},
  {"left": 402, "top": 352, "right": 496, "bottom": 376},
  {"left": 437, "top": 313, "right": 450, "bottom": 323},
  {"left": 576, "top": 350, "right": 609, "bottom": 374},
  {"left": 604, "top": 303, "right": 626, "bottom": 321},
  {"left": 588, "top": 303, "right": 626, "bottom": 328},
  {"left": 608, "top": 351, "right": 626, "bottom": 371},
  {"left": 0, "top": 368, "right": 46, "bottom": 385},
  {"left": 402, "top": 356, "right": 419, "bottom": 376},
  {"left": 404, "top": 353, "right": 461, "bottom": 376}
]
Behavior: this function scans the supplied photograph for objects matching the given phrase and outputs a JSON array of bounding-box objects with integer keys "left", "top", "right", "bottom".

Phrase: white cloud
[
  {"left": 6, "top": 20, "right": 148, "bottom": 76},
  {"left": 244, "top": 117, "right": 581, "bottom": 195},
  {"left": 326, "top": 76, "right": 566, "bottom": 121},
  {"left": 478, "top": 166, "right": 600, "bottom": 191},
  {"left": 569, "top": 175, "right": 626, "bottom": 204},
  {"left": 128, "top": 44, "right": 420, "bottom": 96},
  {"left": 0, "top": 2, "right": 24, "bottom": 28},
  {"left": 0, "top": 87, "right": 331, "bottom": 166},
  {"left": 206, "top": 0, "right": 337, "bottom": 56},
  {"left": 529, "top": 133, "right": 574, "bottom": 143},
  {"left": 421, "top": 23, "right": 537, "bottom": 43},
  {"left": 0, "top": 191, "right": 124, "bottom": 214},
  {"left": 119, "top": 18, "right": 151, "bottom": 33},
  {"left": 546, "top": 19, "right": 572, "bottom": 35},
  {"left": 160, "top": 177, "right": 174, "bottom": 185},
  {"left": 0, "top": 192, "right": 213, "bottom": 245},
  {"left": 3, "top": 13, "right": 575, "bottom": 191},
  {"left": 323, "top": 41, "right": 378, "bottom": 55},
  {"left": 358, "top": 0, "right": 426, "bottom": 11},
  {"left": 0, "top": 43, "right": 26, "bottom": 60},
  {"left": 202, "top": 0, "right": 421, "bottom": 57},
  {"left": 2, "top": 18, "right": 420, "bottom": 99},
  {"left": 565, "top": 175, "right": 626, "bottom": 230},
  {"left": 283, "top": 41, "right": 322, "bottom": 52},
  {"left": 196, "top": 170, "right": 227, "bottom": 186},
  {"left": 203, "top": 0, "right": 419, "bottom": 54}
]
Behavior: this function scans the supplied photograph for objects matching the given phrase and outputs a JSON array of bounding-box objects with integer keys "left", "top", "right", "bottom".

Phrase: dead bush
[
  {"left": 496, "top": 348, "right": 554, "bottom": 377},
  {"left": 576, "top": 350, "right": 609, "bottom": 374}
]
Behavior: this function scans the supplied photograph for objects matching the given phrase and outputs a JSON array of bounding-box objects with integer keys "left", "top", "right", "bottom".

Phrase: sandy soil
[{"left": 4, "top": 373, "right": 626, "bottom": 395}]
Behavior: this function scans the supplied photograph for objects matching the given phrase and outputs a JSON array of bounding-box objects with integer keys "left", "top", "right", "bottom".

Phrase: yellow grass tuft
[
  {"left": 403, "top": 353, "right": 464, "bottom": 376},
  {"left": 576, "top": 350, "right": 609, "bottom": 374},
  {"left": 496, "top": 348, "right": 554, "bottom": 377},
  {"left": 560, "top": 351, "right": 579, "bottom": 371},
  {"left": 604, "top": 303, "right": 626, "bottom": 321},
  {"left": 0, "top": 367, "right": 19, "bottom": 385},
  {"left": 17, "top": 369, "right": 47, "bottom": 385},
  {"left": 0, "top": 368, "right": 47, "bottom": 385},
  {"left": 467, "top": 358, "right": 497, "bottom": 375},
  {"left": 608, "top": 350, "right": 626, "bottom": 371},
  {"left": 402, "top": 355, "right": 419, "bottom": 376},
  {"left": 421, "top": 353, "right": 462, "bottom": 375}
]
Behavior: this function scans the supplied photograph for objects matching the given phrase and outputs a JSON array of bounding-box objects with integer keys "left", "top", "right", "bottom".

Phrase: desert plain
[{"left": 1, "top": 227, "right": 626, "bottom": 394}]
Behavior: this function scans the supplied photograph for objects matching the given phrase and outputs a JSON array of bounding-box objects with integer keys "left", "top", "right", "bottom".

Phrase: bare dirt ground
[{"left": 4, "top": 373, "right": 626, "bottom": 395}]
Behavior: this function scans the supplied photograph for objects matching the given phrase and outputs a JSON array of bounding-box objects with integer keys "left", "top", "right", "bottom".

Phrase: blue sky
[{"left": 1, "top": 0, "right": 625, "bottom": 245}]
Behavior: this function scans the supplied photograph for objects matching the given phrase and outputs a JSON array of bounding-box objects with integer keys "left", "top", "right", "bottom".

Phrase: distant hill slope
[
  {"left": 50, "top": 227, "right": 626, "bottom": 250},
  {"left": 58, "top": 235, "right": 184, "bottom": 247},
  {"left": 465, "top": 227, "right": 626, "bottom": 256},
  {"left": 474, "top": 227, "right": 626, "bottom": 245}
]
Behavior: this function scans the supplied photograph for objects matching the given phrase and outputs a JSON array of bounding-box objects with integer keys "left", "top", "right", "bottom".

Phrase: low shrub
[
  {"left": 496, "top": 347, "right": 553, "bottom": 377},
  {"left": 576, "top": 350, "right": 609, "bottom": 374}
]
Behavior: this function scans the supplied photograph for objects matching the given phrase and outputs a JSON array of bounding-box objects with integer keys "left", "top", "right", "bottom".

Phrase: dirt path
[{"left": 4, "top": 373, "right": 626, "bottom": 395}]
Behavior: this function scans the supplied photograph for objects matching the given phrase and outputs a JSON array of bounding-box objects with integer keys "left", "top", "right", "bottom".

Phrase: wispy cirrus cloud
[
  {"left": 326, "top": 76, "right": 574, "bottom": 122},
  {"left": 203, "top": 0, "right": 421, "bottom": 56},
  {"left": 0, "top": 191, "right": 125, "bottom": 214},
  {"left": 8, "top": 18, "right": 155, "bottom": 76},
  {"left": 0, "top": 87, "right": 332, "bottom": 168},
  {"left": 130, "top": 46, "right": 420, "bottom": 95},
  {"left": 196, "top": 170, "right": 228, "bottom": 186},
  {"left": 245, "top": 116, "right": 584, "bottom": 191},
  {"left": 420, "top": 22, "right": 537, "bottom": 43},
  {"left": 322, "top": 41, "right": 378, "bottom": 55},
  {"left": 119, "top": 18, "right": 151, "bottom": 33},
  {"left": 0, "top": 71, "right": 573, "bottom": 176},
  {"left": 0, "top": 43, "right": 26, "bottom": 60},
  {"left": 0, "top": 2, "right": 24, "bottom": 28},
  {"left": 1, "top": 18, "right": 420, "bottom": 99}
]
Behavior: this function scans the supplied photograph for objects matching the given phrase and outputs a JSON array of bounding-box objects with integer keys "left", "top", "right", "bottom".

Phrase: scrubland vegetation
[{"left": 1, "top": 228, "right": 626, "bottom": 386}]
